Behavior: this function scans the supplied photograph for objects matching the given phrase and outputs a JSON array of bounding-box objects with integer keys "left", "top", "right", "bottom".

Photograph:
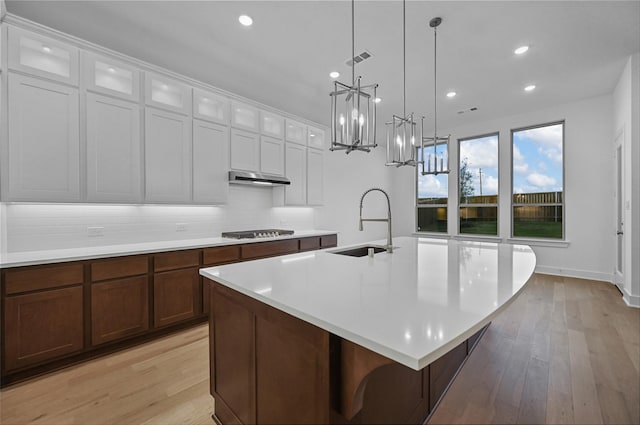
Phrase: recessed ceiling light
[
  {"left": 514, "top": 45, "right": 529, "bottom": 55},
  {"left": 42, "top": 45, "right": 51, "bottom": 53},
  {"left": 524, "top": 84, "right": 536, "bottom": 92},
  {"left": 329, "top": 71, "right": 340, "bottom": 79},
  {"left": 374, "top": 97, "right": 382, "bottom": 103},
  {"left": 446, "top": 91, "right": 457, "bottom": 98},
  {"left": 238, "top": 15, "right": 253, "bottom": 26}
]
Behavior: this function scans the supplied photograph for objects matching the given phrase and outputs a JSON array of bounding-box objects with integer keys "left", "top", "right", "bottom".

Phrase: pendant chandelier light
[
  {"left": 330, "top": 0, "right": 379, "bottom": 154},
  {"left": 420, "top": 17, "right": 450, "bottom": 176},
  {"left": 386, "top": 0, "right": 418, "bottom": 167}
]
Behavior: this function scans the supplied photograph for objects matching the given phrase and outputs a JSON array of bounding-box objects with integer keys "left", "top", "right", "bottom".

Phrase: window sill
[
  {"left": 412, "top": 232, "right": 451, "bottom": 240},
  {"left": 506, "top": 238, "right": 570, "bottom": 248},
  {"left": 452, "top": 234, "right": 502, "bottom": 243}
]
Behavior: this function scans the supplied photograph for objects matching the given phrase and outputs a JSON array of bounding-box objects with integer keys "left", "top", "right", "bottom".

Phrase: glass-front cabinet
[
  {"left": 83, "top": 51, "right": 140, "bottom": 101},
  {"left": 145, "top": 72, "right": 191, "bottom": 115},
  {"left": 8, "top": 26, "right": 79, "bottom": 85},
  {"left": 193, "top": 89, "right": 229, "bottom": 125}
]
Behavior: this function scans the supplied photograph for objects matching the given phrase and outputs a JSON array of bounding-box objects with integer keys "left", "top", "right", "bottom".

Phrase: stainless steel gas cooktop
[{"left": 221, "top": 229, "right": 294, "bottom": 239}]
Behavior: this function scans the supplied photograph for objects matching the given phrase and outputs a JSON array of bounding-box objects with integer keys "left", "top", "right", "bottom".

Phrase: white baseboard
[
  {"left": 617, "top": 284, "right": 640, "bottom": 308},
  {"left": 534, "top": 266, "right": 640, "bottom": 308},
  {"left": 534, "top": 265, "right": 613, "bottom": 283}
]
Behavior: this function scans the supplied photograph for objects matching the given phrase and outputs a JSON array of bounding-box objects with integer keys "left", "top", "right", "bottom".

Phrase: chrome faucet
[{"left": 359, "top": 188, "right": 393, "bottom": 253}]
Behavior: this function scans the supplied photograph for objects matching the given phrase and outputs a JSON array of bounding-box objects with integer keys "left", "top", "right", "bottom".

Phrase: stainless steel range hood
[{"left": 228, "top": 171, "right": 291, "bottom": 186}]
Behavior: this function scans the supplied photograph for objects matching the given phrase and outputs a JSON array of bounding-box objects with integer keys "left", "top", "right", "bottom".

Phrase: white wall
[
  {"left": 391, "top": 94, "right": 615, "bottom": 283},
  {"left": 613, "top": 53, "right": 640, "bottom": 307}
]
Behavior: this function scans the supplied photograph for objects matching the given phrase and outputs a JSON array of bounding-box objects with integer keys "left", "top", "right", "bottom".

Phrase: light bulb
[
  {"left": 514, "top": 45, "right": 529, "bottom": 55},
  {"left": 339, "top": 114, "right": 345, "bottom": 125},
  {"left": 411, "top": 136, "right": 416, "bottom": 145},
  {"left": 524, "top": 84, "right": 536, "bottom": 92},
  {"left": 396, "top": 135, "right": 403, "bottom": 147},
  {"left": 329, "top": 71, "right": 340, "bottom": 79},
  {"left": 238, "top": 15, "right": 253, "bottom": 26},
  {"left": 359, "top": 114, "right": 365, "bottom": 125}
]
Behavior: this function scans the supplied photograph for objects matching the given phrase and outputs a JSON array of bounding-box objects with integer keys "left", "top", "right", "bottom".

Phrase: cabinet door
[
  {"left": 144, "top": 108, "right": 192, "bottom": 203},
  {"left": 231, "top": 101, "right": 258, "bottom": 132},
  {"left": 230, "top": 128, "right": 260, "bottom": 172},
  {"left": 193, "top": 119, "right": 229, "bottom": 204},
  {"left": 8, "top": 26, "right": 79, "bottom": 85},
  {"left": 193, "top": 89, "right": 229, "bottom": 125},
  {"left": 86, "top": 93, "right": 141, "bottom": 202},
  {"left": 83, "top": 51, "right": 140, "bottom": 101},
  {"left": 154, "top": 268, "right": 200, "bottom": 328},
  {"left": 91, "top": 276, "right": 149, "bottom": 345},
  {"left": 260, "top": 110, "right": 284, "bottom": 139},
  {"left": 145, "top": 72, "right": 191, "bottom": 115},
  {"left": 307, "top": 147, "right": 323, "bottom": 205},
  {"left": 260, "top": 135, "right": 284, "bottom": 176},
  {"left": 4, "top": 286, "right": 83, "bottom": 370},
  {"left": 6, "top": 73, "right": 80, "bottom": 202},
  {"left": 284, "top": 143, "right": 307, "bottom": 205},
  {"left": 307, "top": 126, "right": 326, "bottom": 150},
  {"left": 285, "top": 119, "right": 307, "bottom": 145}
]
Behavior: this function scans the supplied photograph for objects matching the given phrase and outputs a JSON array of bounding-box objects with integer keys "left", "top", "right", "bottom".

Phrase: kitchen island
[{"left": 200, "top": 236, "right": 536, "bottom": 424}]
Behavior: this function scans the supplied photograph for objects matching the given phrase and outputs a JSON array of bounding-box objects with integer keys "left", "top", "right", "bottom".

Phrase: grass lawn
[
  {"left": 513, "top": 221, "right": 563, "bottom": 239},
  {"left": 460, "top": 220, "right": 498, "bottom": 236}
]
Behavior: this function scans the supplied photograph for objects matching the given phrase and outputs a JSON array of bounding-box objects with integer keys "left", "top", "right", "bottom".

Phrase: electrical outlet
[
  {"left": 87, "top": 226, "right": 104, "bottom": 237},
  {"left": 176, "top": 223, "right": 188, "bottom": 232}
]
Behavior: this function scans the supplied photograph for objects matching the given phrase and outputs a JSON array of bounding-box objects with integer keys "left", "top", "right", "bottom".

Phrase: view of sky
[
  {"left": 460, "top": 134, "right": 499, "bottom": 198},
  {"left": 513, "top": 123, "right": 563, "bottom": 194},
  {"left": 417, "top": 123, "right": 563, "bottom": 200}
]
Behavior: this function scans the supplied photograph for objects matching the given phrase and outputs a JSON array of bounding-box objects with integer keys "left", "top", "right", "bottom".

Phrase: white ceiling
[{"left": 6, "top": 1, "right": 640, "bottom": 131}]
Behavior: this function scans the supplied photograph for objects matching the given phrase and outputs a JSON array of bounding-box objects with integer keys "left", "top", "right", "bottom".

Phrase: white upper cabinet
[
  {"left": 144, "top": 72, "right": 191, "bottom": 115},
  {"left": 86, "top": 93, "right": 141, "bottom": 202},
  {"left": 282, "top": 143, "right": 307, "bottom": 205},
  {"left": 193, "top": 89, "right": 229, "bottom": 125},
  {"left": 260, "top": 136, "right": 284, "bottom": 176},
  {"left": 144, "top": 107, "right": 192, "bottom": 203},
  {"left": 8, "top": 26, "right": 79, "bottom": 85},
  {"left": 230, "top": 128, "right": 260, "bottom": 172},
  {"left": 83, "top": 51, "right": 140, "bottom": 101},
  {"left": 285, "top": 119, "right": 307, "bottom": 145},
  {"left": 6, "top": 73, "right": 80, "bottom": 201},
  {"left": 307, "top": 148, "right": 324, "bottom": 206},
  {"left": 260, "top": 110, "right": 284, "bottom": 139},
  {"left": 231, "top": 101, "right": 259, "bottom": 132},
  {"left": 193, "top": 119, "right": 229, "bottom": 204},
  {"left": 307, "top": 126, "right": 326, "bottom": 150}
]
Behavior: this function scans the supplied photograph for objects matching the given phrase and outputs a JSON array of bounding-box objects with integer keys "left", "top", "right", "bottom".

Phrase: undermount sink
[{"left": 329, "top": 245, "right": 388, "bottom": 257}]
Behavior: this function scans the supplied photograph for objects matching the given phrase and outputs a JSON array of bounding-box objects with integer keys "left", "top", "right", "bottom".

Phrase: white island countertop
[
  {"left": 200, "top": 236, "right": 536, "bottom": 370},
  {"left": 0, "top": 230, "right": 337, "bottom": 268}
]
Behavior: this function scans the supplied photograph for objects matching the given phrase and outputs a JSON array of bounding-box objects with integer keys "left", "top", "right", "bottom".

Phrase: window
[
  {"left": 512, "top": 122, "right": 564, "bottom": 239},
  {"left": 459, "top": 134, "right": 499, "bottom": 235},
  {"left": 417, "top": 143, "right": 448, "bottom": 233}
]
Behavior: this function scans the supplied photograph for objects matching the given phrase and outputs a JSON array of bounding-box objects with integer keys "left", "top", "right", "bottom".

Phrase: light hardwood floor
[{"left": 1, "top": 274, "right": 638, "bottom": 425}]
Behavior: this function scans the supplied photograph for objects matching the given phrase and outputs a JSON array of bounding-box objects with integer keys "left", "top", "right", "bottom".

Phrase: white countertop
[
  {"left": 200, "top": 236, "right": 536, "bottom": 370},
  {"left": 0, "top": 230, "right": 337, "bottom": 268}
]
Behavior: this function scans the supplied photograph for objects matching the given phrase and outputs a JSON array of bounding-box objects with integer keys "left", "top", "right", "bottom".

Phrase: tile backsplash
[{"left": 2, "top": 186, "right": 316, "bottom": 252}]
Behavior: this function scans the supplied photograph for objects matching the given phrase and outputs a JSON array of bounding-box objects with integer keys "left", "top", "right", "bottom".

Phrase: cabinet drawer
[
  {"left": 154, "top": 250, "right": 200, "bottom": 272},
  {"left": 4, "top": 286, "right": 83, "bottom": 370},
  {"left": 5, "top": 263, "right": 84, "bottom": 295},
  {"left": 241, "top": 240, "right": 299, "bottom": 260},
  {"left": 320, "top": 234, "right": 338, "bottom": 248},
  {"left": 203, "top": 245, "right": 241, "bottom": 266},
  {"left": 299, "top": 237, "right": 320, "bottom": 252},
  {"left": 91, "top": 255, "right": 148, "bottom": 282},
  {"left": 91, "top": 276, "right": 149, "bottom": 345}
]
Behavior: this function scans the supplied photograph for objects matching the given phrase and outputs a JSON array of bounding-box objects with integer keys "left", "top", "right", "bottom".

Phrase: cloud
[
  {"left": 482, "top": 175, "right": 499, "bottom": 194},
  {"left": 513, "top": 145, "right": 529, "bottom": 174},
  {"left": 527, "top": 172, "right": 556, "bottom": 188},
  {"left": 516, "top": 123, "right": 562, "bottom": 151},
  {"left": 460, "top": 136, "right": 498, "bottom": 168},
  {"left": 418, "top": 175, "right": 448, "bottom": 198}
]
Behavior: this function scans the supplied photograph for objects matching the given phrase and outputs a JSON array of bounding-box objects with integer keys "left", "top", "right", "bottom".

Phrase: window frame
[
  {"left": 510, "top": 120, "right": 565, "bottom": 240},
  {"left": 457, "top": 132, "right": 500, "bottom": 236},
  {"left": 415, "top": 141, "right": 449, "bottom": 234}
]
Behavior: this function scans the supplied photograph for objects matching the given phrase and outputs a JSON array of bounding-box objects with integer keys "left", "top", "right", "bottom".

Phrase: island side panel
[{"left": 208, "top": 279, "right": 330, "bottom": 425}]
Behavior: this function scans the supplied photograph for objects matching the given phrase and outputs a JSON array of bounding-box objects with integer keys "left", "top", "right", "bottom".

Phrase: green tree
[{"left": 460, "top": 158, "right": 475, "bottom": 203}]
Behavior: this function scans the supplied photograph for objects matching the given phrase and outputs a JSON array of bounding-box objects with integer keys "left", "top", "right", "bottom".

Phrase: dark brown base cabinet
[
  {"left": 0, "top": 234, "right": 336, "bottom": 386},
  {"left": 207, "top": 279, "right": 487, "bottom": 425}
]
